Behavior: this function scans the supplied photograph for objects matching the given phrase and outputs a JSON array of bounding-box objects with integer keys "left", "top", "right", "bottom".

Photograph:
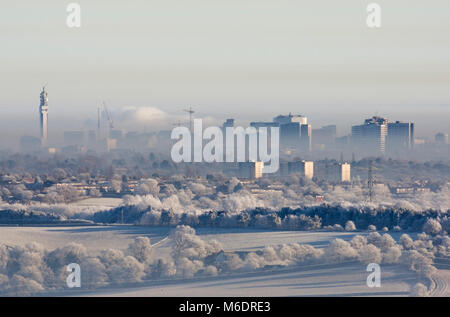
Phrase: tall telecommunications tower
[{"left": 39, "top": 85, "right": 49, "bottom": 147}]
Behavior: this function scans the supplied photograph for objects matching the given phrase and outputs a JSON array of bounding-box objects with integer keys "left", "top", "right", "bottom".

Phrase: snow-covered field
[
  {"left": 82, "top": 263, "right": 417, "bottom": 297},
  {"left": 194, "top": 228, "right": 412, "bottom": 252},
  {"left": 0, "top": 225, "right": 368, "bottom": 252},
  {"left": 0, "top": 225, "right": 412, "bottom": 253},
  {"left": 0, "top": 225, "right": 168, "bottom": 252},
  {"left": 1, "top": 225, "right": 442, "bottom": 297}
]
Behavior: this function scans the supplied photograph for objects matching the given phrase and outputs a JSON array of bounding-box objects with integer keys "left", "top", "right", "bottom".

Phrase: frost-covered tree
[
  {"left": 358, "top": 244, "right": 382, "bottom": 264},
  {"left": 382, "top": 246, "right": 402, "bottom": 264},
  {"left": 410, "top": 283, "right": 429, "bottom": 297},
  {"left": 127, "top": 237, "right": 152, "bottom": 263},
  {"left": 345, "top": 221, "right": 356, "bottom": 231},
  {"left": 422, "top": 218, "right": 442, "bottom": 235},
  {"left": 400, "top": 234, "right": 414, "bottom": 250},
  {"left": 324, "top": 239, "right": 358, "bottom": 262}
]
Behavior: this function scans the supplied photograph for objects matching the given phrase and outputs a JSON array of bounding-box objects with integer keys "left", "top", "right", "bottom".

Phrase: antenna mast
[{"left": 183, "top": 106, "right": 195, "bottom": 131}]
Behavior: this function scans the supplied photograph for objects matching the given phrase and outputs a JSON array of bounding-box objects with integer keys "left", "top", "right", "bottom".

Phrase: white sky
[{"left": 0, "top": 0, "right": 449, "bottom": 142}]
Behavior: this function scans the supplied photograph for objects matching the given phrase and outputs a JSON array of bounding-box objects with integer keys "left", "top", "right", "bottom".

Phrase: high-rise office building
[
  {"left": 251, "top": 114, "right": 310, "bottom": 152},
  {"left": 280, "top": 122, "right": 301, "bottom": 148},
  {"left": 352, "top": 116, "right": 388, "bottom": 155},
  {"left": 386, "top": 121, "right": 414, "bottom": 151},
  {"left": 273, "top": 114, "right": 307, "bottom": 125},
  {"left": 39, "top": 86, "right": 49, "bottom": 147},
  {"left": 270, "top": 114, "right": 308, "bottom": 150},
  {"left": 300, "top": 124, "right": 312, "bottom": 152}
]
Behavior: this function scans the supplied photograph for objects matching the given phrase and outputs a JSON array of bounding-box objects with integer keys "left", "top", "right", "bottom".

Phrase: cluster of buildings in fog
[
  {"left": 3, "top": 86, "right": 448, "bottom": 206},
  {"left": 18, "top": 87, "right": 450, "bottom": 164}
]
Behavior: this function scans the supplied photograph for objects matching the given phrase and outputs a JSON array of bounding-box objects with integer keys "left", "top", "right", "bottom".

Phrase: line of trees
[{"left": 91, "top": 204, "right": 450, "bottom": 234}]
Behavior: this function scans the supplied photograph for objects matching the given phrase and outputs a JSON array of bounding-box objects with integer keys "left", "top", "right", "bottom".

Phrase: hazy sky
[{"left": 1, "top": 0, "right": 449, "bottom": 144}]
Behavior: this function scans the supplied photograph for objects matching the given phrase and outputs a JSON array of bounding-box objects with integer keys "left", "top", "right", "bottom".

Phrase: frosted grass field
[
  {"left": 1, "top": 225, "right": 446, "bottom": 297},
  {"left": 0, "top": 225, "right": 413, "bottom": 253},
  {"left": 0, "top": 225, "right": 168, "bottom": 252},
  {"left": 84, "top": 263, "right": 417, "bottom": 297}
]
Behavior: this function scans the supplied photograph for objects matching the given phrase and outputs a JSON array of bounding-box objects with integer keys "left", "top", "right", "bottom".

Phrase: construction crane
[
  {"left": 183, "top": 106, "right": 195, "bottom": 131},
  {"left": 103, "top": 101, "right": 114, "bottom": 130}
]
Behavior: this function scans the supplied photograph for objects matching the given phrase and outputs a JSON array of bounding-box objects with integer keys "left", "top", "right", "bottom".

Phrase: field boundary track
[{"left": 430, "top": 274, "right": 448, "bottom": 297}]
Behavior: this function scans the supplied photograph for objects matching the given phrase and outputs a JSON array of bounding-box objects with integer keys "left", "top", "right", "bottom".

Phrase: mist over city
[{"left": 0, "top": 0, "right": 449, "bottom": 301}]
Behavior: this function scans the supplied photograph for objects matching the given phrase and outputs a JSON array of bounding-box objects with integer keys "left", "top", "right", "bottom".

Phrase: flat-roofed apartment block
[
  {"left": 339, "top": 163, "right": 351, "bottom": 182},
  {"left": 288, "top": 160, "right": 314, "bottom": 180},
  {"left": 238, "top": 161, "right": 264, "bottom": 179},
  {"left": 315, "top": 161, "right": 351, "bottom": 183}
]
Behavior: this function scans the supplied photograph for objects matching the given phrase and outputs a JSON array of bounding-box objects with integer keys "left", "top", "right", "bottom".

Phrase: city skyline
[
  {"left": 2, "top": 85, "right": 446, "bottom": 157},
  {"left": 1, "top": 84, "right": 448, "bottom": 148},
  {"left": 1, "top": 1, "right": 450, "bottom": 142},
  {"left": 7, "top": 85, "right": 446, "bottom": 167}
]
